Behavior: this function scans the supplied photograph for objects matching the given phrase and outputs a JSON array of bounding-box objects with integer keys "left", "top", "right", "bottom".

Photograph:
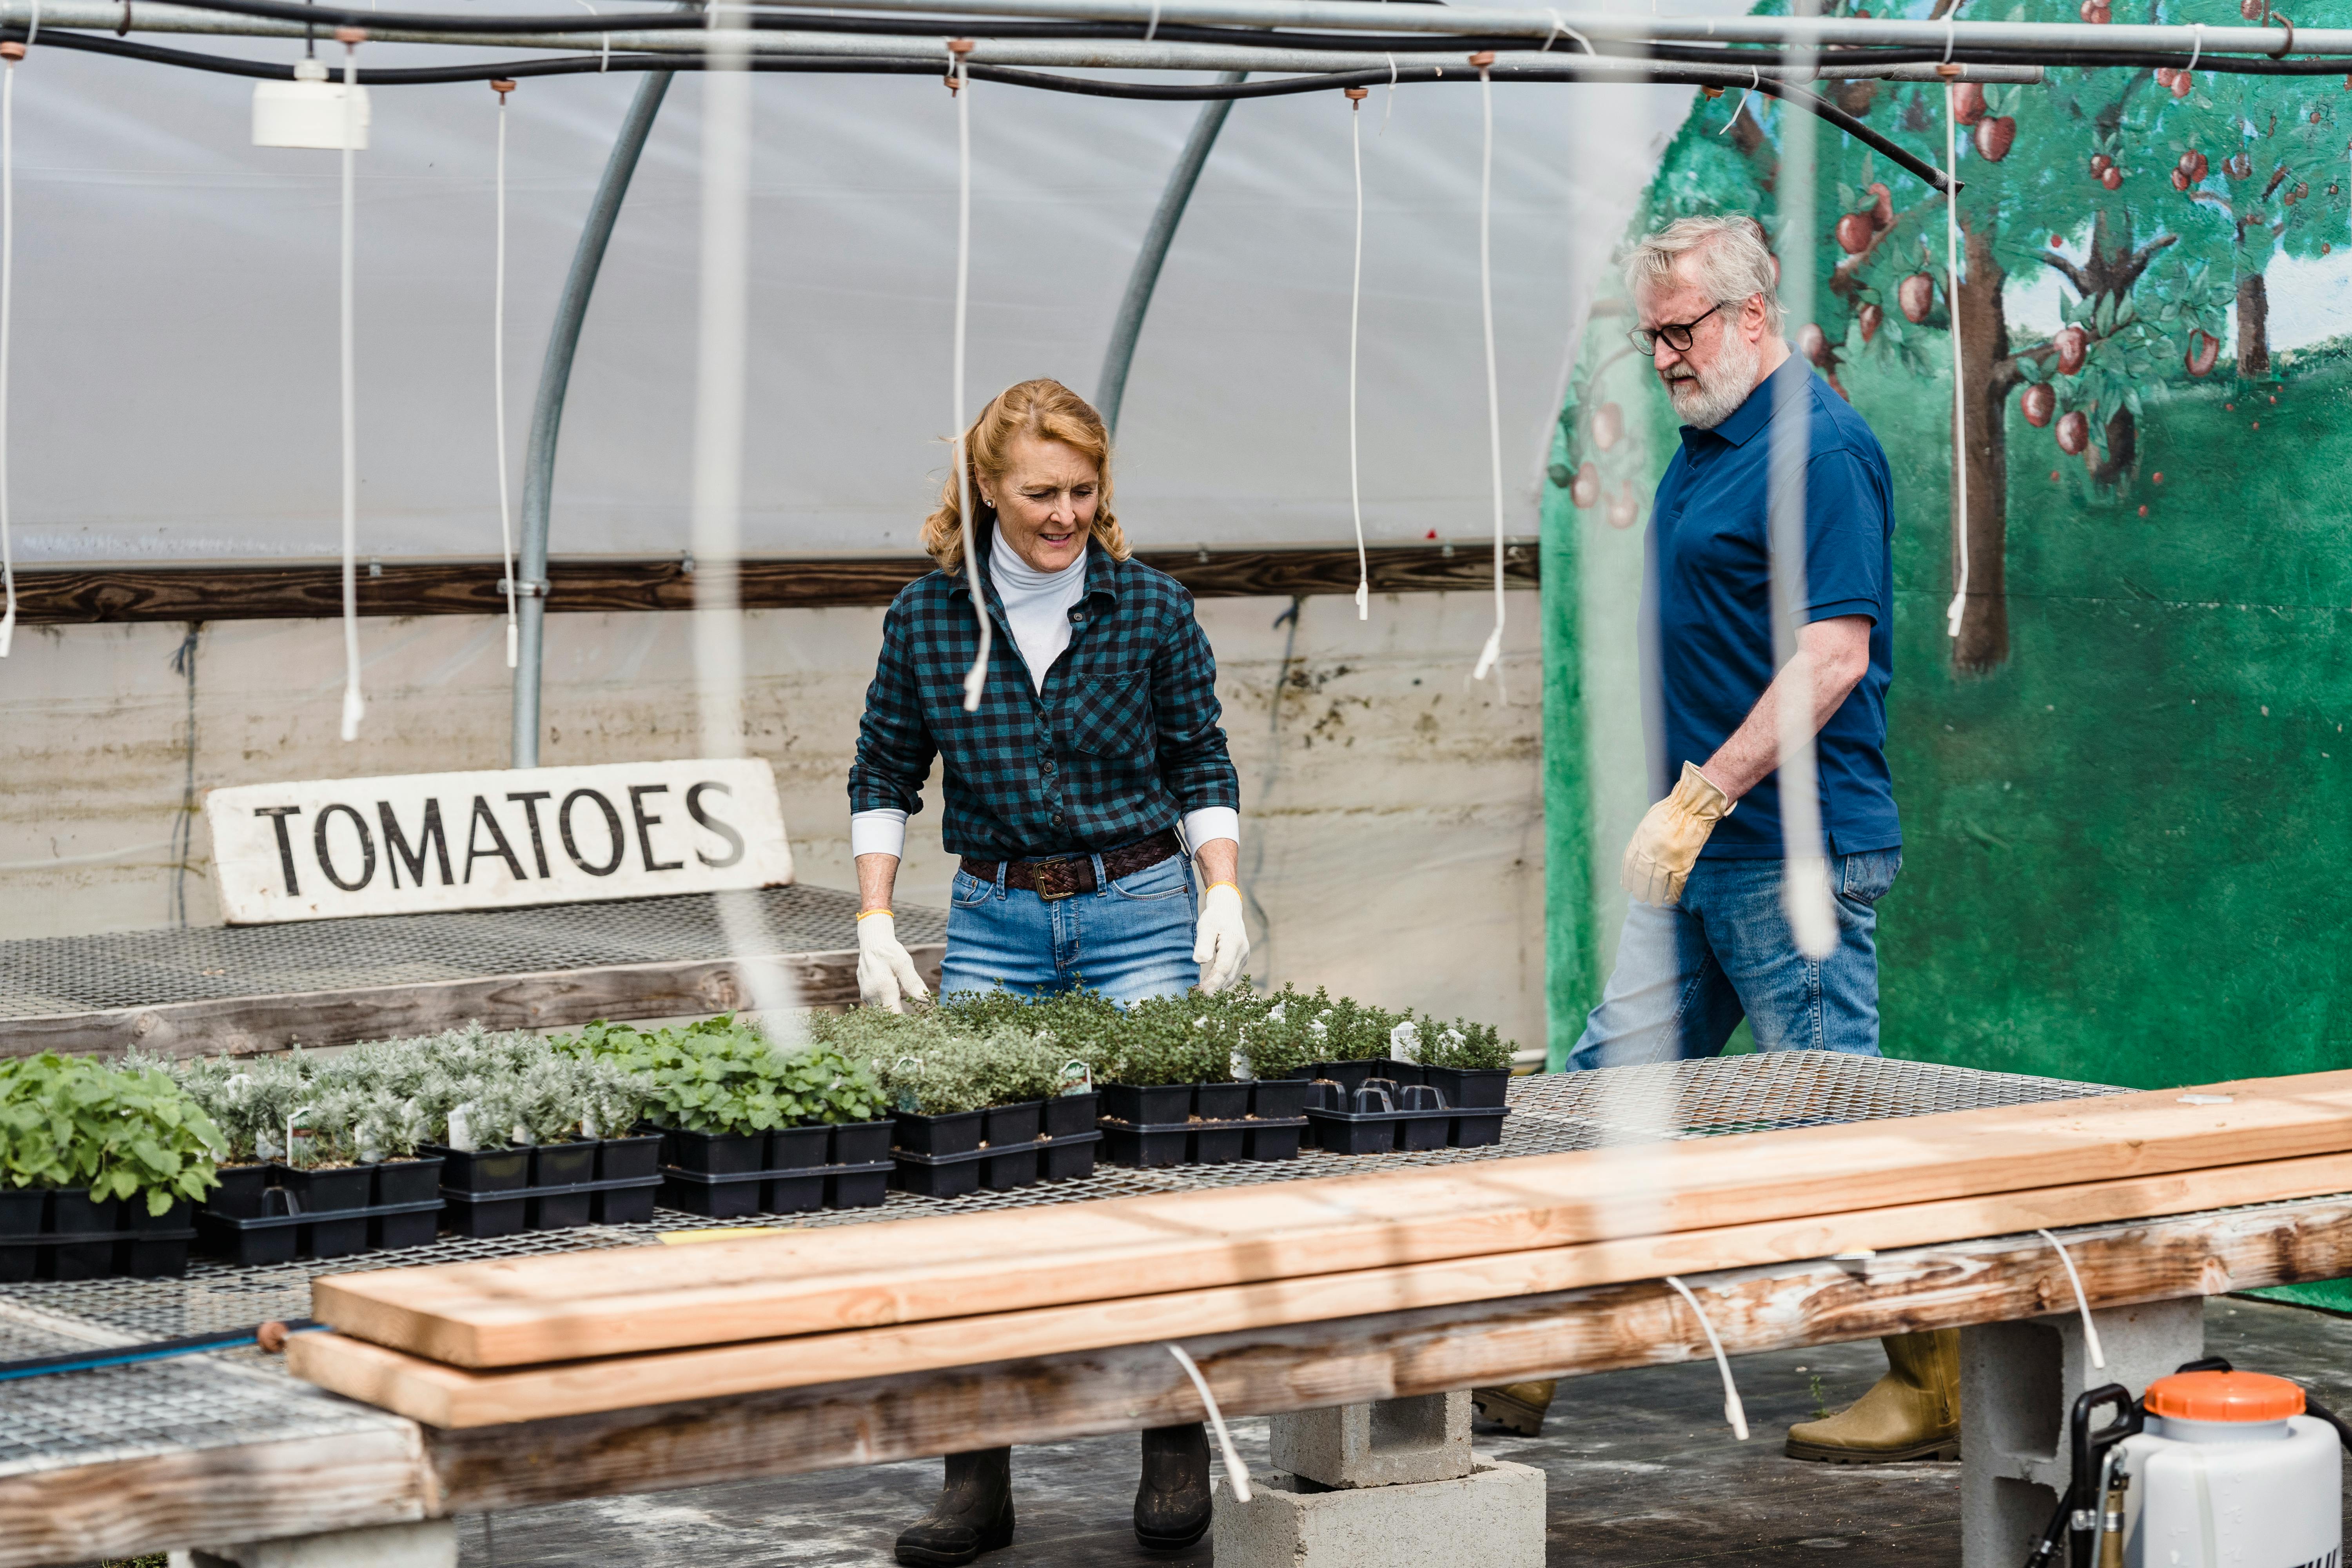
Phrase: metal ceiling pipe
[
  {"left": 4, "top": 2, "right": 2334, "bottom": 58},
  {"left": 512, "top": 66, "right": 675, "bottom": 768},
  {"left": 1098, "top": 72, "right": 1245, "bottom": 438}
]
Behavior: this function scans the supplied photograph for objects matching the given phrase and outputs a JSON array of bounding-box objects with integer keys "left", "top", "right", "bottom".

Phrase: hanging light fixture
[{"left": 252, "top": 58, "right": 369, "bottom": 151}]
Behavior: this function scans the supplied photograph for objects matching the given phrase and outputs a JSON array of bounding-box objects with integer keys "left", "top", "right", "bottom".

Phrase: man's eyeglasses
[{"left": 1628, "top": 303, "right": 1723, "bottom": 356}]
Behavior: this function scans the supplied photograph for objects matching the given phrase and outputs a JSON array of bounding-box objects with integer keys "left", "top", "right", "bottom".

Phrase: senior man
[{"left": 1477, "top": 215, "right": 1951, "bottom": 1465}]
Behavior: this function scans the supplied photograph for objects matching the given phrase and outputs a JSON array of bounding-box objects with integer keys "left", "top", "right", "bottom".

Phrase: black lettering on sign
[
  {"left": 463, "top": 795, "right": 529, "bottom": 884},
  {"left": 253, "top": 806, "right": 303, "bottom": 896},
  {"left": 628, "top": 784, "right": 685, "bottom": 873},
  {"left": 559, "top": 789, "right": 626, "bottom": 877},
  {"left": 686, "top": 781, "right": 746, "bottom": 869},
  {"left": 313, "top": 803, "right": 377, "bottom": 892},
  {"left": 505, "top": 790, "right": 555, "bottom": 879},
  {"left": 378, "top": 800, "right": 454, "bottom": 889}
]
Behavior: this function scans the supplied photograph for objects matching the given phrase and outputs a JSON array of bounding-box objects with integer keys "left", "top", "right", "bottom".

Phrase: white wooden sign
[{"left": 206, "top": 759, "right": 793, "bottom": 924}]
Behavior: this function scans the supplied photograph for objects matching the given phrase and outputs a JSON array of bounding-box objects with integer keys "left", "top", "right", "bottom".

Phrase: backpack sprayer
[{"left": 2022, "top": 1357, "right": 2351, "bottom": 1568}]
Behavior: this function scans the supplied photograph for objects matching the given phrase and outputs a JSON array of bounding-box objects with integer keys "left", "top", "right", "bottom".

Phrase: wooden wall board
[
  {"left": 316, "top": 1070, "right": 2352, "bottom": 1368},
  {"left": 0, "top": 945, "right": 944, "bottom": 1060},
  {"left": 12, "top": 545, "right": 1537, "bottom": 625},
  {"left": 416, "top": 1191, "right": 2352, "bottom": 1513},
  {"left": 290, "top": 1152, "right": 2352, "bottom": 1426},
  {"left": 0, "top": 1425, "right": 431, "bottom": 1568}
]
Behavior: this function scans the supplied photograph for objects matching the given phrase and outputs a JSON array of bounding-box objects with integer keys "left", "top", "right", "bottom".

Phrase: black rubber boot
[
  {"left": 1133, "top": 1421, "right": 1212, "bottom": 1552},
  {"left": 894, "top": 1446, "right": 1015, "bottom": 1566}
]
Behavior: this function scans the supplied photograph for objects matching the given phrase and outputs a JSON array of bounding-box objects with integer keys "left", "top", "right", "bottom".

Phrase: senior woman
[{"left": 848, "top": 377, "right": 1250, "bottom": 1564}]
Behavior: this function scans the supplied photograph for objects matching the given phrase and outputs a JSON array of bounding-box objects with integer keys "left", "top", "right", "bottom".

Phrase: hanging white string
[
  {"left": 1143, "top": 0, "right": 1160, "bottom": 40},
  {"left": 572, "top": 2, "right": 608, "bottom": 71},
  {"left": 492, "top": 82, "right": 518, "bottom": 668},
  {"left": 1165, "top": 1344, "right": 1252, "bottom": 1503},
  {"left": 950, "top": 44, "right": 989, "bottom": 713},
  {"left": 1470, "top": 60, "right": 1506, "bottom": 682},
  {"left": 338, "top": 32, "right": 364, "bottom": 739},
  {"left": 1347, "top": 89, "right": 1367, "bottom": 620},
  {"left": 1943, "top": 83, "right": 1967, "bottom": 641},
  {"left": 1665, "top": 1276, "right": 1749, "bottom": 1439},
  {"left": 0, "top": 44, "right": 17, "bottom": 661},
  {"left": 2036, "top": 1229, "right": 2107, "bottom": 1371},
  {"left": 1382, "top": 53, "right": 1397, "bottom": 132},
  {"left": 2187, "top": 22, "right": 2204, "bottom": 71},
  {"left": 21, "top": 3, "right": 33, "bottom": 49}
]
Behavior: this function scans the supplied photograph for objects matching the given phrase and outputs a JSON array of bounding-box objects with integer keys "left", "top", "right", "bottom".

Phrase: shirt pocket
[{"left": 1064, "top": 668, "right": 1154, "bottom": 760}]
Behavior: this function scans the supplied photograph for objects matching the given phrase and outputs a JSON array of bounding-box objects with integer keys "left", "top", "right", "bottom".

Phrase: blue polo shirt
[{"left": 1643, "top": 356, "right": 1899, "bottom": 859}]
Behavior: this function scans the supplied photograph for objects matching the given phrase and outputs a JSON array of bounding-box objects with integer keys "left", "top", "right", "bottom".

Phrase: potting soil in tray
[
  {"left": 1298, "top": 1079, "right": 1510, "bottom": 1155},
  {"left": 1096, "top": 1116, "right": 1308, "bottom": 1169},
  {"left": 196, "top": 1158, "right": 449, "bottom": 1268},
  {"left": 0, "top": 1189, "right": 197, "bottom": 1282},
  {"left": 430, "top": 1137, "right": 667, "bottom": 1239},
  {"left": 889, "top": 1130, "right": 1104, "bottom": 1200}
]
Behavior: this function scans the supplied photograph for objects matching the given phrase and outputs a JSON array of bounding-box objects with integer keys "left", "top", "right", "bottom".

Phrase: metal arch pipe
[
  {"left": 1096, "top": 71, "right": 1245, "bottom": 437},
  {"left": 512, "top": 65, "right": 676, "bottom": 767}
]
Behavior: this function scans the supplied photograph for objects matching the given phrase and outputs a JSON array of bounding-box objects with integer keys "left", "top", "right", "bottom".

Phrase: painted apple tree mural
[{"left": 1570, "top": 0, "right": 2350, "bottom": 672}]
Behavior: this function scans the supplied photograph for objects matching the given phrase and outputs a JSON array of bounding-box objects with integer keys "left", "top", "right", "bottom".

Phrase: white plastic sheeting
[{"left": 4, "top": 11, "right": 1703, "bottom": 564}]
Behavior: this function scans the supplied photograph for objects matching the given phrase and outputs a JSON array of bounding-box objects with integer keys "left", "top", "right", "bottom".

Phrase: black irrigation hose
[
  {"left": 5, "top": 27, "right": 1960, "bottom": 191},
  {"left": 0, "top": 1318, "right": 321, "bottom": 1383}
]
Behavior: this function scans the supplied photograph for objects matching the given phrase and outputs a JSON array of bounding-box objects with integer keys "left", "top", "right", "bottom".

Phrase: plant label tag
[{"left": 206, "top": 758, "right": 792, "bottom": 924}]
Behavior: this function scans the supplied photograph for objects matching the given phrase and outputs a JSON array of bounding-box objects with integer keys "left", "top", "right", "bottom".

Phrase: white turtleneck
[{"left": 849, "top": 525, "right": 1240, "bottom": 862}]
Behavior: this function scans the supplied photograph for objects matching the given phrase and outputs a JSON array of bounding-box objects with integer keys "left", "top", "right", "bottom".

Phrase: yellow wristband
[
  {"left": 1204, "top": 881, "right": 1240, "bottom": 896},
  {"left": 856, "top": 907, "right": 894, "bottom": 922}
]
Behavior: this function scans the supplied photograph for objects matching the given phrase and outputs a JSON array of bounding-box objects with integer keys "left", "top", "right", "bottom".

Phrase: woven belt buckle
[{"left": 1031, "top": 856, "right": 1093, "bottom": 901}]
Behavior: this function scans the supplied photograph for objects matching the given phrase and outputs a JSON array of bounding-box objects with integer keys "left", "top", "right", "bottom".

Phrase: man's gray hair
[{"left": 1623, "top": 216, "right": 1786, "bottom": 334}]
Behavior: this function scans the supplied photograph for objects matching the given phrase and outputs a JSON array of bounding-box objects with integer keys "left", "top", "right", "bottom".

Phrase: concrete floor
[{"left": 455, "top": 1298, "right": 2352, "bottom": 1568}]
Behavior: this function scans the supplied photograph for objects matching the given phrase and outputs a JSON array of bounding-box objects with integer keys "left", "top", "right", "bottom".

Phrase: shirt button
[
  {"left": 1051, "top": 813, "right": 1065, "bottom": 825},
  {"left": 1069, "top": 610, "right": 1085, "bottom": 623}
]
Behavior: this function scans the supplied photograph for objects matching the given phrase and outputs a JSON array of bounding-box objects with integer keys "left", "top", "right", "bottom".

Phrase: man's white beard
[{"left": 1662, "top": 328, "right": 1762, "bottom": 430}]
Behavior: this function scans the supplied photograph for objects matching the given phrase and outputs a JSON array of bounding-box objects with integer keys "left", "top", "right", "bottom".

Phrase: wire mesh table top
[
  {"left": 0, "top": 884, "right": 935, "bottom": 1019},
  {"left": 0, "top": 1052, "right": 2124, "bottom": 1479}
]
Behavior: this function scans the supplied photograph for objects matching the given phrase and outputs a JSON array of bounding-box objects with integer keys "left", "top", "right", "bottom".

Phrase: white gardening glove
[
  {"left": 1193, "top": 881, "right": 1250, "bottom": 994},
  {"left": 856, "top": 911, "right": 929, "bottom": 1012}
]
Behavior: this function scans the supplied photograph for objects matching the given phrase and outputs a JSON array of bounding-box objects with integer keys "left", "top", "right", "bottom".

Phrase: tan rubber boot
[
  {"left": 1471, "top": 1380, "right": 1559, "bottom": 1437},
  {"left": 1783, "top": 1329, "right": 1960, "bottom": 1464}
]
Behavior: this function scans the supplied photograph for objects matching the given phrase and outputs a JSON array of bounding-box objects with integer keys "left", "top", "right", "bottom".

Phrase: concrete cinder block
[
  {"left": 1959, "top": 1298, "right": 2203, "bottom": 1568},
  {"left": 1211, "top": 1460, "right": 1546, "bottom": 1568},
  {"left": 179, "top": 1521, "right": 459, "bottom": 1568},
  {"left": 1266, "top": 1390, "right": 1474, "bottom": 1488}
]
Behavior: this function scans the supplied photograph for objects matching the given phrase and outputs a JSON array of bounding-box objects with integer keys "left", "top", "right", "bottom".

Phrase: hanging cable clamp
[
  {"left": 490, "top": 76, "right": 516, "bottom": 100},
  {"left": 334, "top": 24, "right": 365, "bottom": 43},
  {"left": 0, "top": 40, "right": 21, "bottom": 58},
  {"left": 501, "top": 577, "right": 550, "bottom": 598},
  {"left": 1936, "top": 61, "right": 1964, "bottom": 78},
  {"left": 944, "top": 36, "right": 972, "bottom": 91},
  {"left": 1468, "top": 49, "right": 1496, "bottom": 68},
  {"left": 1344, "top": 85, "right": 1367, "bottom": 102}
]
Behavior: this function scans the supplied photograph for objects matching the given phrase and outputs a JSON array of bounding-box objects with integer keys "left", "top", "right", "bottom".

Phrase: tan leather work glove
[{"left": 1620, "top": 761, "right": 1735, "bottom": 906}]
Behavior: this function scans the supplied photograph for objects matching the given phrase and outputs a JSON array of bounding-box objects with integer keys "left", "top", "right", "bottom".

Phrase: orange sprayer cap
[{"left": 2144, "top": 1370, "right": 2304, "bottom": 1423}]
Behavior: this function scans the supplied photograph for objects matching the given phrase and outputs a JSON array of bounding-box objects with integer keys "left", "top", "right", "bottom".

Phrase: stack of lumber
[{"left": 290, "top": 1070, "right": 2352, "bottom": 1428}]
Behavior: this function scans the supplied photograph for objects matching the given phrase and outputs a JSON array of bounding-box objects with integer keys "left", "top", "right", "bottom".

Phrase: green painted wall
[{"left": 1544, "top": 14, "right": 2352, "bottom": 1297}]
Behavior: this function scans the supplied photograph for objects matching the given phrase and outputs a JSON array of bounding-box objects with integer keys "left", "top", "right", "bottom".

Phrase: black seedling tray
[
  {"left": 445, "top": 1169, "right": 664, "bottom": 1239},
  {"left": 660, "top": 1160, "right": 897, "bottom": 1219},
  {"left": 1097, "top": 1116, "right": 1306, "bottom": 1169},
  {"left": 0, "top": 1190, "right": 194, "bottom": 1282},
  {"left": 889, "top": 1132, "right": 1103, "bottom": 1200},
  {"left": 197, "top": 1197, "right": 441, "bottom": 1268},
  {"left": 1421, "top": 1065, "right": 1512, "bottom": 1109},
  {"left": 1304, "top": 1105, "right": 1510, "bottom": 1155}
]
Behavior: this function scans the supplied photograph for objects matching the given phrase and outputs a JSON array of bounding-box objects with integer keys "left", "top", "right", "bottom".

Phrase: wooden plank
[
  {"left": 314, "top": 1070, "right": 2352, "bottom": 1368},
  {"left": 0, "top": 1426, "right": 430, "bottom": 1568},
  {"left": 0, "top": 945, "right": 942, "bottom": 1060},
  {"left": 418, "top": 1191, "right": 2352, "bottom": 1512},
  {"left": 12, "top": 546, "right": 1535, "bottom": 626},
  {"left": 290, "top": 1151, "right": 2352, "bottom": 1426}
]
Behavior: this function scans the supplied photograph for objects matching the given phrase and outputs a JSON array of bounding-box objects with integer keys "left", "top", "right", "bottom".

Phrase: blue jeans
[
  {"left": 941, "top": 850, "right": 1200, "bottom": 1006},
  {"left": 1566, "top": 850, "right": 1902, "bottom": 1071}
]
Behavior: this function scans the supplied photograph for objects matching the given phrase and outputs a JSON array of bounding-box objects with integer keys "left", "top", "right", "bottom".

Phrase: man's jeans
[
  {"left": 941, "top": 849, "right": 1200, "bottom": 1006},
  {"left": 1566, "top": 849, "right": 1902, "bottom": 1070}
]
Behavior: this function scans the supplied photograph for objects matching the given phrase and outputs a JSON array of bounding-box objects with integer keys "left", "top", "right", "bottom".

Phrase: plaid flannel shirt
[{"left": 849, "top": 536, "right": 1241, "bottom": 859}]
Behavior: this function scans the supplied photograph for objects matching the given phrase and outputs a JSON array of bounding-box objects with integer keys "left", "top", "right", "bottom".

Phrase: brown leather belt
[{"left": 961, "top": 829, "right": 1183, "bottom": 901}]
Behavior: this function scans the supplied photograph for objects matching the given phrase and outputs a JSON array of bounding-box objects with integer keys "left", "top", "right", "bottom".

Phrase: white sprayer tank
[{"left": 2120, "top": 1370, "right": 2340, "bottom": 1568}]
